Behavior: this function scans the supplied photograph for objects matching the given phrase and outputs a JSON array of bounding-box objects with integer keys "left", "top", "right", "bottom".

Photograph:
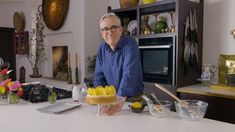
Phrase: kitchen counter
[
  {"left": 177, "top": 84, "right": 235, "bottom": 123},
  {"left": 1, "top": 99, "right": 235, "bottom": 132},
  {"left": 177, "top": 84, "right": 235, "bottom": 99}
]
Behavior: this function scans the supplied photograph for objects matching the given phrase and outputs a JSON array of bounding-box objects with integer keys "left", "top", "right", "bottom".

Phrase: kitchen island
[
  {"left": 177, "top": 84, "right": 235, "bottom": 123},
  {"left": 1, "top": 99, "right": 235, "bottom": 132}
]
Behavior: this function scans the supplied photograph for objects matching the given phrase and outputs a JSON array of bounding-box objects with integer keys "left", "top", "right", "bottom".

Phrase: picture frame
[{"left": 219, "top": 54, "right": 235, "bottom": 83}]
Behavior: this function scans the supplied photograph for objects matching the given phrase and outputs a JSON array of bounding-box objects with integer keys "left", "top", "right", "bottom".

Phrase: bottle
[
  {"left": 201, "top": 64, "right": 211, "bottom": 81},
  {"left": 72, "top": 86, "right": 80, "bottom": 102},
  {"left": 80, "top": 84, "right": 87, "bottom": 102}
]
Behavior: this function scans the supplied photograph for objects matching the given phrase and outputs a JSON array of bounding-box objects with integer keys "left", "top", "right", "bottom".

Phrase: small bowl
[
  {"left": 174, "top": 100, "right": 208, "bottom": 120},
  {"left": 129, "top": 105, "right": 145, "bottom": 113},
  {"left": 148, "top": 100, "right": 172, "bottom": 117}
]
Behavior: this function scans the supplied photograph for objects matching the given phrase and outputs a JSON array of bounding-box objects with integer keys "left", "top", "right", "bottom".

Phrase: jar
[{"left": 155, "top": 16, "right": 168, "bottom": 33}]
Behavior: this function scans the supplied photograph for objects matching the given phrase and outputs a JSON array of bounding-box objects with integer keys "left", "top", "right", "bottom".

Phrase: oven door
[{"left": 139, "top": 44, "right": 173, "bottom": 84}]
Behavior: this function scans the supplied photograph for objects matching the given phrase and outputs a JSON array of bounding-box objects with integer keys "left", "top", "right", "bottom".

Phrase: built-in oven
[{"left": 139, "top": 37, "right": 175, "bottom": 85}]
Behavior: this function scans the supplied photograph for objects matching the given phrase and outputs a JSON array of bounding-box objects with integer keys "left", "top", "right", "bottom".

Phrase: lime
[{"left": 48, "top": 92, "right": 57, "bottom": 104}]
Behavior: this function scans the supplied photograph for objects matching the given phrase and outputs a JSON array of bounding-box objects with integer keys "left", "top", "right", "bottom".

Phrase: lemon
[
  {"left": 108, "top": 85, "right": 116, "bottom": 95},
  {"left": 132, "top": 101, "right": 142, "bottom": 108},
  {"left": 105, "top": 85, "right": 116, "bottom": 95},
  {"left": 87, "top": 87, "right": 95, "bottom": 95},
  {"left": 94, "top": 86, "right": 106, "bottom": 95}
]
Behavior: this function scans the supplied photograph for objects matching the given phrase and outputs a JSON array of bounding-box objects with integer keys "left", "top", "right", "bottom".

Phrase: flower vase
[
  {"left": 0, "top": 74, "right": 9, "bottom": 82},
  {"left": 7, "top": 92, "right": 20, "bottom": 104},
  {"left": 0, "top": 93, "right": 7, "bottom": 99}
]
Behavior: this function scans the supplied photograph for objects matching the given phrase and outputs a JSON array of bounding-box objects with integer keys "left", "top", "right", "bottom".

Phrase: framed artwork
[
  {"left": 219, "top": 54, "right": 235, "bottom": 83},
  {"left": 52, "top": 46, "right": 68, "bottom": 81}
]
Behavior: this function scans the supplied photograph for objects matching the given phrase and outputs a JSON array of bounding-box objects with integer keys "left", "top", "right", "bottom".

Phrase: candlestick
[
  {"left": 68, "top": 66, "right": 72, "bottom": 84},
  {"left": 68, "top": 51, "right": 71, "bottom": 67},
  {"left": 75, "top": 51, "right": 79, "bottom": 84},
  {"left": 75, "top": 51, "right": 78, "bottom": 68},
  {"left": 75, "top": 67, "right": 80, "bottom": 84},
  {"left": 67, "top": 50, "right": 72, "bottom": 84}
]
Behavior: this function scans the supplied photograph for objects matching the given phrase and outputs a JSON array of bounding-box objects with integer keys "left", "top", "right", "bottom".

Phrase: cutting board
[{"left": 210, "top": 83, "right": 235, "bottom": 91}]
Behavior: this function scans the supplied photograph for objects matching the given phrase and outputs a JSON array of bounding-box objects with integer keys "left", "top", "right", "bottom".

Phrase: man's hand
[{"left": 101, "top": 96, "right": 126, "bottom": 116}]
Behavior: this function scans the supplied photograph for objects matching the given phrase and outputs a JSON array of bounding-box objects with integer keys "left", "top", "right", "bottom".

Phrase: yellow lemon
[
  {"left": 108, "top": 85, "right": 116, "bottom": 95},
  {"left": 87, "top": 87, "right": 95, "bottom": 95},
  {"left": 132, "top": 101, "right": 142, "bottom": 108},
  {"left": 105, "top": 85, "right": 114, "bottom": 95},
  {"left": 95, "top": 86, "right": 106, "bottom": 95},
  {"left": 0, "top": 86, "right": 6, "bottom": 94}
]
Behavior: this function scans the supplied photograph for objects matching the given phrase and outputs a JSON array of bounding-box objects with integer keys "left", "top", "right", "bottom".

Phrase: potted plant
[
  {"left": 87, "top": 55, "right": 97, "bottom": 74},
  {"left": 28, "top": 11, "right": 45, "bottom": 78}
]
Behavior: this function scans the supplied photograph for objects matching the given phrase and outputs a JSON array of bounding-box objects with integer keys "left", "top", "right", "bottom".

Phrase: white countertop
[{"left": 1, "top": 99, "right": 235, "bottom": 132}]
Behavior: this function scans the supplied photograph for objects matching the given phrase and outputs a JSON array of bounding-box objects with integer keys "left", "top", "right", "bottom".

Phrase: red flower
[{"left": 0, "top": 68, "right": 8, "bottom": 75}]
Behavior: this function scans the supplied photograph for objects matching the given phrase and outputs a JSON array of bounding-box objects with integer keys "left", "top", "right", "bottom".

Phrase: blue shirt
[{"left": 93, "top": 36, "right": 144, "bottom": 98}]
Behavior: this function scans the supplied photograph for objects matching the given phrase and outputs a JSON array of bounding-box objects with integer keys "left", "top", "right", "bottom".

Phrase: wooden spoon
[{"left": 154, "top": 83, "right": 200, "bottom": 117}]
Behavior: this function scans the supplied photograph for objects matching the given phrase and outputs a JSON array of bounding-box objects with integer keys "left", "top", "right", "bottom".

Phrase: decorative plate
[
  {"left": 42, "top": 0, "right": 69, "bottom": 30},
  {"left": 148, "top": 14, "right": 157, "bottom": 31},
  {"left": 127, "top": 20, "right": 137, "bottom": 35},
  {"left": 13, "top": 11, "right": 25, "bottom": 32}
]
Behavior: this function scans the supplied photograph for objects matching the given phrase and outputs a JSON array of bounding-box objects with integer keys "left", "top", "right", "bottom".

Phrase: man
[{"left": 93, "top": 13, "right": 144, "bottom": 115}]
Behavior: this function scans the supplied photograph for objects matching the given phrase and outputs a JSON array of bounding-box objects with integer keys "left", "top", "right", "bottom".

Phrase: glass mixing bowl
[
  {"left": 174, "top": 100, "right": 208, "bottom": 120},
  {"left": 148, "top": 100, "right": 172, "bottom": 117}
]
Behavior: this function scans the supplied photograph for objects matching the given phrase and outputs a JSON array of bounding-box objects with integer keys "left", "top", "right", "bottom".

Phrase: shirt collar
[{"left": 105, "top": 36, "right": 124, "bottom": 53}]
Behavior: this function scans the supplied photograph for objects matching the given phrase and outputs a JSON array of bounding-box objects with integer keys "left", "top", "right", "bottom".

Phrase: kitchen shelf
[{"left": 111, "top": 0, "right": 204, "bottom": 88}]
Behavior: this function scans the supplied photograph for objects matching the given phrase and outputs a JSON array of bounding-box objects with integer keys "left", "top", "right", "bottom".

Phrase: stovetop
[{"left": 21, "top": 84, "right": 72, "bottom": 103}]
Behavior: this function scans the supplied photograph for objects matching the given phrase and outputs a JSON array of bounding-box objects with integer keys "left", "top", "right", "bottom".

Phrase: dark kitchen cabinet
[
  {"left": 0, "top": 27, "right": 16, "bottom": 80},
  {"left": 111, "top": 0, "right": 204, "bottom": 88}
]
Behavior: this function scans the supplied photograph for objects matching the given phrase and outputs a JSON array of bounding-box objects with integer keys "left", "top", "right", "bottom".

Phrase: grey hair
[{"left": 99, "top": 12, "right": 121, "bottom": 28}]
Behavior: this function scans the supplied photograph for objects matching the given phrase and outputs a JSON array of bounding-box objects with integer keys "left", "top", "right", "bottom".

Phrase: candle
[
  {"left": 68, "top": 51, "right": 71, "bottom": 67},
  {"left": 75, "top": 51, "right": 78, "bottom": 68}
]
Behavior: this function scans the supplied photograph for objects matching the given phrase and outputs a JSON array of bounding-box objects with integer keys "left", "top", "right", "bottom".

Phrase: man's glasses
[{"left": 101, "top": 25, "right": 120, "bottom": 33}]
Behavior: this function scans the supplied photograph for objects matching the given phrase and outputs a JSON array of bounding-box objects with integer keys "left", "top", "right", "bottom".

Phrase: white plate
[
  {"left": 37, "top": 102, "right": 81, "bottom": 114},
  {"left": 127, "top": 20, "right": 137, "bottom": 35},
  {"left": 148, "top": 14, "right": 157, "bottom": 31}
]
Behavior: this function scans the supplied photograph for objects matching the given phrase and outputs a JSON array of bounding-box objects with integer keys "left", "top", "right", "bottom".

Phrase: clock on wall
[{"left": 42, "top": 0, "right": 69, "bottom": 30}]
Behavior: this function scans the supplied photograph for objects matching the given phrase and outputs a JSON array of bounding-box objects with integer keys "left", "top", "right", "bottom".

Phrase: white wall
[
  {"left": 203, "top": 0, "right": 235, "bottom": 65},
  {"left": 84, "top": 0, "right": 109, "bottom": 77},
  {"left": 0, "top": 0, "right": 109, "bottom": 83}
]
